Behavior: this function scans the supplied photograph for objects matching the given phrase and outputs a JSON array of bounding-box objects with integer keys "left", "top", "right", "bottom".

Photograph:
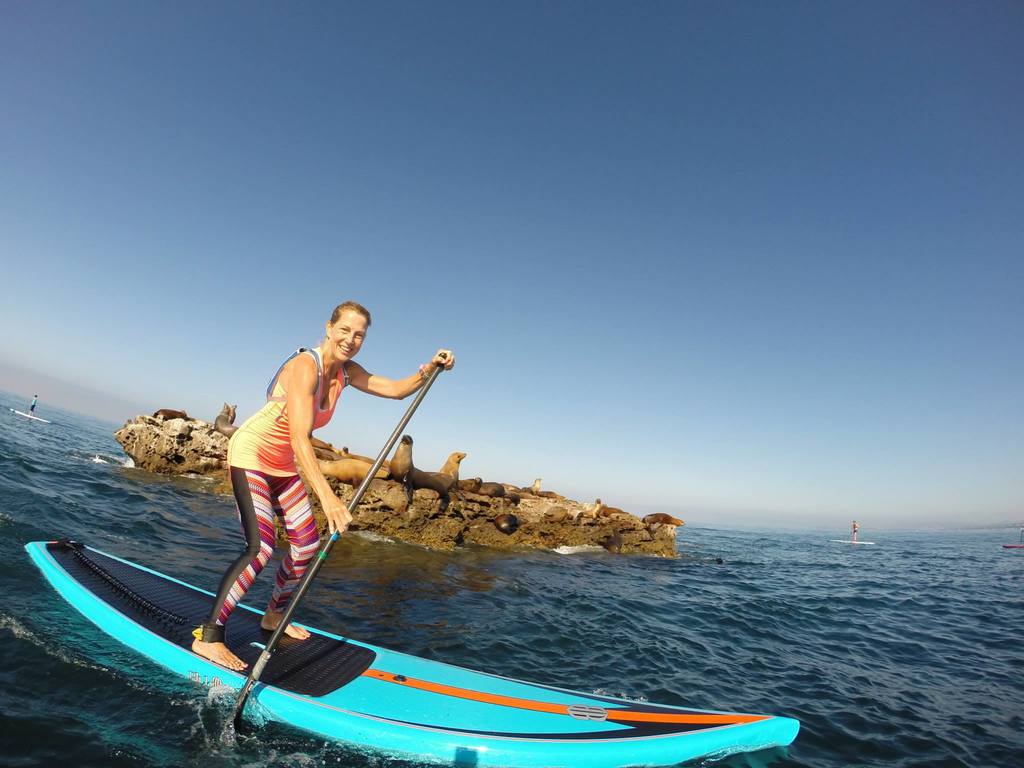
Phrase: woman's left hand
[{"left": 432, "top": 349, "right": 455, "bottom": 371}]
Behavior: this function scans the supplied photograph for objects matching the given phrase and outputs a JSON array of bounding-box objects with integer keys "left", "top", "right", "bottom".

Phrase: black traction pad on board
[{"left": 46, "top": 541, "right": 375, "bottom": 697}]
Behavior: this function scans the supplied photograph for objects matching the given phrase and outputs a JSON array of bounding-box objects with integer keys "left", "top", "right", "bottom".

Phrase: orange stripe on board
[
  {"left": 363, "top": 668, "right": 568, "bottom": 715},
  {"left": 361, "top": 669, "right": 767, "bottom": 726}
]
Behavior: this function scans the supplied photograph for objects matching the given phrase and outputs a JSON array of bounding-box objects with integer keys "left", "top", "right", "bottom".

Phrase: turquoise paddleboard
[{"left": 26, "top": 541, "right": 799, "bottom": 767}]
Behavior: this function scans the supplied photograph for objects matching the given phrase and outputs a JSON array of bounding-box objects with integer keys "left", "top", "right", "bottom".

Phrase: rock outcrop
[
  {"left": 309, "top": 477, "right": 678, "bottom": 556},
  {"left": 115, "top": 414, "right": 228, "bottom": 475},
  {"left": 113, "top": 414, "right": 681, "bottom": 557}
]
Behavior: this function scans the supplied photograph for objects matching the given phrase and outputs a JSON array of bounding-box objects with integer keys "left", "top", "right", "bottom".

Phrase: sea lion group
[
  {"left": 305, "top": 434, "right": 471, "bottom": 519},
  {"left": 389, "top": 435, "right": 461, "bottom": 512},
  {"left": 344, "top": 435, "right": 529, "bottom": 535},
  {"left": 456, "top": 478, "right": 518, "bottom": 503},
  {"left": 156, "top": 400, "right": 686, "bottom": 548}
]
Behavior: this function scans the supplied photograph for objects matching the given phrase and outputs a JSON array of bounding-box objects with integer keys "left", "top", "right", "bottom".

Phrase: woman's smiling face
[{"left": 324, "top": 309, "right": 368, "bottom": 362}]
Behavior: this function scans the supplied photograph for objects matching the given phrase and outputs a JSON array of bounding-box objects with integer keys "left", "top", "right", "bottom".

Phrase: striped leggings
[{"left": 206, "top": 467, "right": 321, "bottom": 627}]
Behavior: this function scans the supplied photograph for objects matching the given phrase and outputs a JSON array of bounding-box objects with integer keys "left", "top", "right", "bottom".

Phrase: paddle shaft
[{"left": 233, "top": 360, "right": 446, "bottom": 727}]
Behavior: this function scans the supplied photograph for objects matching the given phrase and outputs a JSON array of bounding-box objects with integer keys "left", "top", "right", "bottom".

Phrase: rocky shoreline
[{"left": 114, "top": 413, "right": 682, "bottom": 556}]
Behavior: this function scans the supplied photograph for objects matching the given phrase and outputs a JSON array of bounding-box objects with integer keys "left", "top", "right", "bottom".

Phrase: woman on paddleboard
[
  {"left": 851, "top": 520, "right": 860, "bottom": 542},
  {"left": 193, "top": 301, "right": 455, "bottom": 670}
]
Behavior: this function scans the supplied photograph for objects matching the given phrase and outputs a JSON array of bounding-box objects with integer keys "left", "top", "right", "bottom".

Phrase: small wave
[
  {"left": 123, "top": 457, "right": 135, "bottom": 468},
  {"left": 91, "top": 455, "right": 108, "bottom": 464},
  {"left": 0, "top": 613, "right": 111, "bottom": 675}
]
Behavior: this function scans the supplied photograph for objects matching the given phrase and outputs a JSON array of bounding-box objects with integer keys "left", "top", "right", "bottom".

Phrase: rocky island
[{"left": 114, "top": 411, "right": 683, "bottom": 556}]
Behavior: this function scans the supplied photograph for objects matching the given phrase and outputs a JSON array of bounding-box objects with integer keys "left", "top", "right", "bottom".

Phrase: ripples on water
[{"left": 0, "top": 391, "right": 1021, "bottom": 767}]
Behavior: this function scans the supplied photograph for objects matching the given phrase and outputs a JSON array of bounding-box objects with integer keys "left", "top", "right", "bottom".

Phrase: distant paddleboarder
[
  {"left": 191, "top": 300, "right": 455, "bottom": 671},
  {"left": 1000, "top": 524, "right": 1024, "bottom": 549},
  {"left": 851, "top": 520, "right": 860, "bottom": 542},
  {"left": 29, "top": 395, "right": 38, "bottom": 413}
]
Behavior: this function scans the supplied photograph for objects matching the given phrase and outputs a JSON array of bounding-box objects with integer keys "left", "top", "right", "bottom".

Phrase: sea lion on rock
[
  {"left": 314, "top": 447, "right": 343, "bottom": 461},
  {"left": 458, "top": 477, "right": 482, "bottom": 493},
  {"left": 214, "top": 403, "right": 238, "bottom": 438},
  {"left": 389, "top": 436, "right": 413, "bottom": 483},
  {"left": 406, "top": 470, "right": 455, "bottom": 512},
  {"left": 407, "top": 468, "right": 456, "bottom": 511},
  {"left": 317, "top": 458, "right": 388, "bottom": 485},
  {"left": 310, "top": 437, "right": 339, "bottom": 453},
  {"left": 340, "top": 447, "right": 389, "bottom": 474},
  {"left": 525, "top": 477, "right": 562, "bottom": 500},
  {"left": 390, "top": 435, "right": 455, "bottom": 511},
  {"left": 643, "top": 513, "right": 685, "bottom": 528},
  {"left": 643, "top": 513, "right": 685, "bottom": 535},
  {"left": 494, "top": 513, "right": 519, "bottom": 534},
  {"left": 535, "top": 489, "right": 565, "bottom": 500},
  {"left": 598, "top": 505, "right": 630, "bottom": 519},
  {"left": 340, "top": 446, "right": 371, "bottom": 462},
  {"left": 153, "top": 408, "right": 189, "bottom": 420},
  {"left": 438, "top": 451, "right": 466, "bottom": 479},
  {"left": 476, "top": 482, "right": 505, "bottom": 498}
]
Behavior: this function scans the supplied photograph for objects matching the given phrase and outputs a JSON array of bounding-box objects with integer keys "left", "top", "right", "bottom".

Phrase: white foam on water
[
  {"left": 593, "top": 686, "right": 649, "bottom": 703},
  {"left": 68, "top": 450, "right": 135, "bottom": 468},
  {"left": 699, "top": 741, "right": 780, "bottom": 765},
  {"left": 553, "top": 545, "right": 605, "bottom": 555},
  {"left": 350, "top": 530, "right": 396, "bottom": 545},
  {"left": 206, "top": 683, "right": 238, "bottom": 704}
]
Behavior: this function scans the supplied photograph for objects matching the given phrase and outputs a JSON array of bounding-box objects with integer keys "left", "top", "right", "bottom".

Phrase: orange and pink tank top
[{"left": 227, "top": 348, "right": 348, "bottom": 476}]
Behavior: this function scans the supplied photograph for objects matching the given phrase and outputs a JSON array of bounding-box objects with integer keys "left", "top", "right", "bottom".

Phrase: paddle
[{"left": 232, "top": 356, "right": 448, "bottom": 729}]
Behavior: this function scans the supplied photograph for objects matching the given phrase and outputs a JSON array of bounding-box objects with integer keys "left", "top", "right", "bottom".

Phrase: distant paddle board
[
  {"left": 9, "top": 408, "right": 50, "bottom": 423},
  {"left": 829, "top": 539, "right": 875, "bottom": 545},
  {"left": 1002, "top": 544, "right": 1024, "bottom": 549}
]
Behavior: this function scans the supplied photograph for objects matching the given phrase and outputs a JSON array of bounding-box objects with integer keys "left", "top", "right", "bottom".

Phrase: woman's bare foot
[
  {"left": 261, "top": 609, "right": 311, "bottom": 639},
  {"left": 191, "top": 638, "right": 248, "bottom": 671}
]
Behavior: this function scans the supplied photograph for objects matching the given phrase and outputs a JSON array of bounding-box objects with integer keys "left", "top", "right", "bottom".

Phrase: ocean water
[{"left": 0, "top": 391, "right": 1021, "bottom": 768}]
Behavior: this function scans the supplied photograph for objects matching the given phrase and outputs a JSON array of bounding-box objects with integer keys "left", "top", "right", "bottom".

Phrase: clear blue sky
[{"left": 2, "top": 2, "right": 1021, "bottom": 528}]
